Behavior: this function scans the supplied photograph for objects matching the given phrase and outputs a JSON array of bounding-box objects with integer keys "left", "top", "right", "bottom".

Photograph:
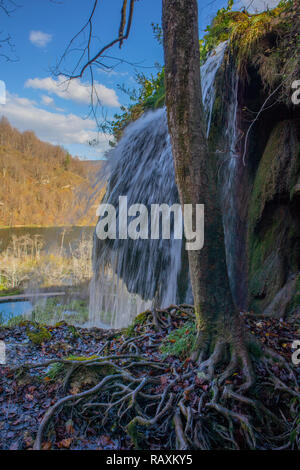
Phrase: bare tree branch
[
  {"left": 0, "top": 1, "right": 20, "bottom": 62},
  {"left": 118, "top": 0, "right": 128, "bottom": 48},
  {"left": 51, "top": 0, "right": 140, "bottom": 141},
  {"left": 56, "top": 0, "right": 136, "bottom": 81},
  {"left": 0, "top": 0, "right": 19, "bottom": 16}
]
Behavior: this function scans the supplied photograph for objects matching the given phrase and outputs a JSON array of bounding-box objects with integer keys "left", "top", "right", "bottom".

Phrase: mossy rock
[{"left": 247, "top": 120, "right": 300, "bottom": 313}]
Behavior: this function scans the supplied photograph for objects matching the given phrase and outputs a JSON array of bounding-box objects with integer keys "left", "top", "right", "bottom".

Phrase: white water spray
[{"left": 201, "top": 41, "right": 227, "bottom": 137}]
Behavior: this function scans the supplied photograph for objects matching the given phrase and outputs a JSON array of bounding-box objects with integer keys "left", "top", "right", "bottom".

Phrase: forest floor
[{"left": 0, "top": 311, "right": 299, "bottom": 450}]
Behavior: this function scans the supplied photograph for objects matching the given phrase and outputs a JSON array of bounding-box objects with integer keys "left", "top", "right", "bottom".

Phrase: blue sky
[{"left": 0, "top": 0, "right": 277, "bottom": 159}]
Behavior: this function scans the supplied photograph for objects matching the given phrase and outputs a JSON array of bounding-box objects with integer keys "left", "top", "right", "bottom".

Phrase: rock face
[
  {"left": 209, "top": 47, "right": 300, "bottom": 318},
  {"left": 247, "top": 120, "right": 300, "bottom": 317}
]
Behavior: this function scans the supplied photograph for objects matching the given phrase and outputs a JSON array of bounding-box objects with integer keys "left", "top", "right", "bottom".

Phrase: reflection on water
[
  {"left": 0, "top": 300, "right": 33, "bottom": 324},
  {"left": 0, "top": 296, "right": 111, "bottom": 329}
]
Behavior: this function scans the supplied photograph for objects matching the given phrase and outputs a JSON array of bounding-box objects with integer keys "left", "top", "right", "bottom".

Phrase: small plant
[
  {"left": 5, "top": 314, "right": 26, "bottom": 327},
  {"left": 45, "top": 362, "right": 65, "bottom": 381},
  {"left": 67, "top": 325, "right": 80, "bottom": 338},
  {"left": 109, "top": 69, "right": 165, "bottom": 142}
]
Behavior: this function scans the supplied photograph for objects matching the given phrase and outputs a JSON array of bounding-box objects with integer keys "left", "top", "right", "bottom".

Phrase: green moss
[
  {"left": 160, "top": 321, "right": 196, "bottom": 358},
  {"left": 54, "top": 321, "right": 67, "bottom": 327},
  {"left": 66, "top": 354, "right": 99, "bottom": 362},
  {"left": 26, "top": 326, "right": 51, "bottom": 345},
  {"left": 125, "top": 311, "right": 150, "bottom": 337}
]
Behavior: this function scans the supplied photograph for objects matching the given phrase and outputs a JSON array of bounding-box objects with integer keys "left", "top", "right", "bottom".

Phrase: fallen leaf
[
  {"left": 57, "top": 438, "right": 73, "bottom": 449},
  {"left": 42, "top": 441, "right": 52, "bottom": 450}
]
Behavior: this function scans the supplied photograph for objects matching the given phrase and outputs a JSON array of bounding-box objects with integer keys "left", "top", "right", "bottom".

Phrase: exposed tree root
[{"left": 11, "top": 305, "right": 300, "bottom": 450}]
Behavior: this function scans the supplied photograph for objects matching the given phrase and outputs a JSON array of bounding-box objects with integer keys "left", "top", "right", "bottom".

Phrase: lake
[
  {"left": 0, "top": 226, "right": 98, "bottom": 325},
  {"left": 0, "top": 300, "right": 33, "bottom": 324}
]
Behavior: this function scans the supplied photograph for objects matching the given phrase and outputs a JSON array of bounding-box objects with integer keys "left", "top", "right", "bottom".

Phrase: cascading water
[
  {"left": 89, "top": 41, "right": 234, "bottom": 328},
  {"left": 220, "top": 66, "right": 248, "bottom": 310},
  {"left": 201, "top": 41, "right": 227, "bottom": 137},
  {"left": 220, "top": 71, "right": 240, "bottom": 305},
  {"left": 89, "top": 110, "right": 184, "bottom": 328}
]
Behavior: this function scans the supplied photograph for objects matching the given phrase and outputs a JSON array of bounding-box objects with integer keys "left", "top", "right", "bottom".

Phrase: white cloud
[
  {"left": 25, "top": 75, "right": 120, "bottom": 108},
  {"left": 41, "top": 94, "right": 64, "bottom": 112},
  {"left": 41, "top": 95, "right": 54, "bottom": 106},
  {"left": 0, "top": 80, "right": 5, "bottom": 105},
  {"left": 29, "top": 30, "right": 53, "bottom": 48},
  {"left": 0, "top": 93, "right": 110, "bottom": 154}
]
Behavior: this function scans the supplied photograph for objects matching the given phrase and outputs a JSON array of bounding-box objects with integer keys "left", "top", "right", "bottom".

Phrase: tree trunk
[{"left": 162, "top": 0, "right": 246, "bottom": 361}]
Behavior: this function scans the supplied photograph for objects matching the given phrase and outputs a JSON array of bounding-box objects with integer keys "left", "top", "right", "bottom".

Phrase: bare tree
[{"left": 0, "top": 0, "right": 18, "bottom": 61}]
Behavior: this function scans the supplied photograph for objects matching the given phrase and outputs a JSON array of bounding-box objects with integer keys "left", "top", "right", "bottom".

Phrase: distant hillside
[{"left": 0, "top": 117, "right": 104, "bottom": 227}]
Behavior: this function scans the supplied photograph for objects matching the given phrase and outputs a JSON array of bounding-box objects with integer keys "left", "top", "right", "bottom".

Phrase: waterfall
[
  {"left": 89, "top": 109, "right": 184, "bottom": 328},
  {"left": 89, "top": 42, "right": 230, "bottom": 328},
  {"left": 201, "top": 41, "right": 227, "bottom": 137},
  {"left": 221, "top": 68, "right": 247, "bottom": 309},
  {"left": 221, "top": 71, "right": 239, "bottom": 303}
]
